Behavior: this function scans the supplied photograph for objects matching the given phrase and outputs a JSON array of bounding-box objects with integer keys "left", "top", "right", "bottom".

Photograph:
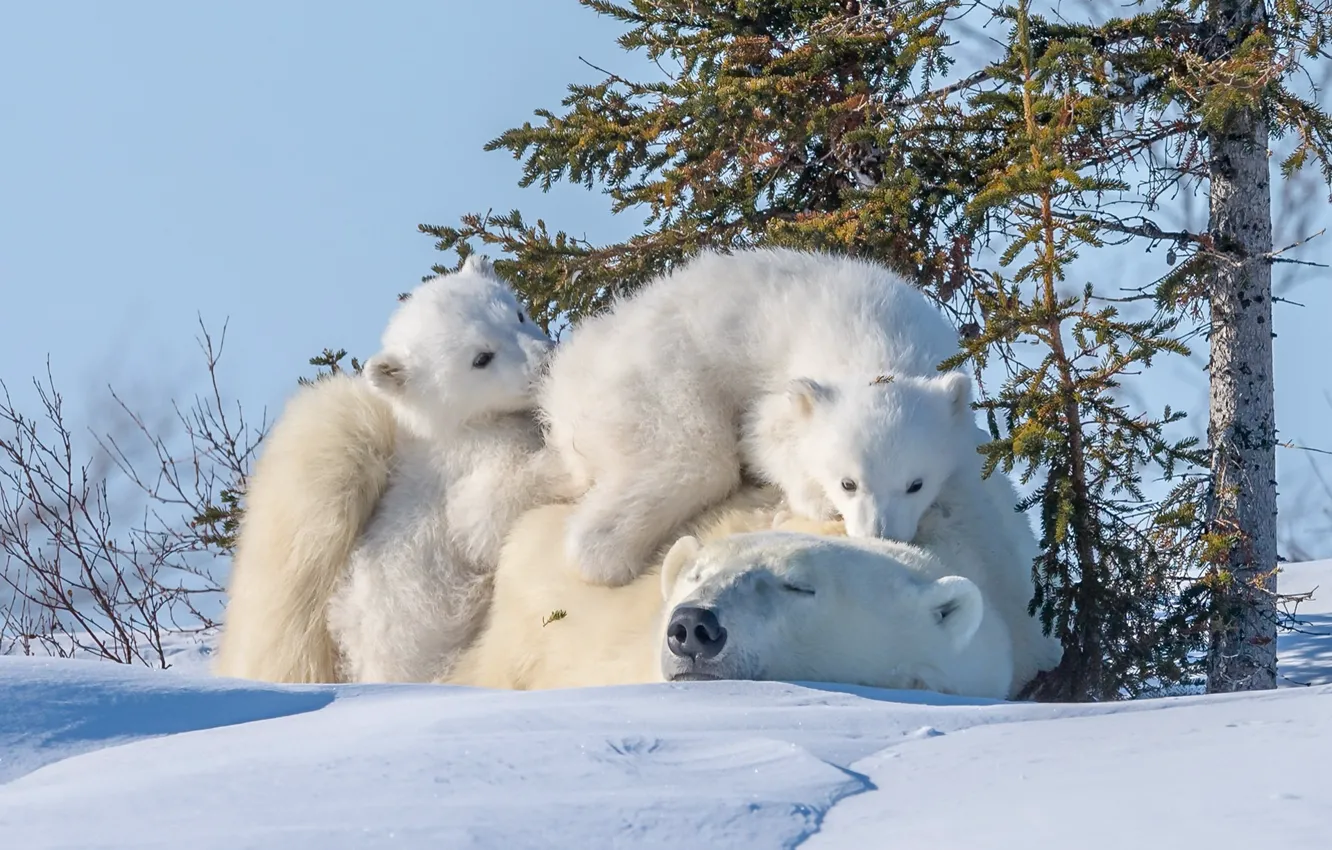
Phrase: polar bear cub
[
  {"left": 214, "top": 256, "right": 556, "bottom": 683},
  {"left": 742, "top": 371, "right": 977, "bottom": 542},
  {"left": 325, "top": 257, "right": 558, "bottom": 683},
  {"left": 751, "top": 394, "right": 1066, "bottom": 691},
  {"left": 445, "top": 493, "right": 1014, "bottom": 700},
  {"left": 539, "top": 247, "right": 969, "bottom": 585}
]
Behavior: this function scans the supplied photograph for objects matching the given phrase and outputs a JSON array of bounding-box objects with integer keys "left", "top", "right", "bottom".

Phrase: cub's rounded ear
[
  {"left": 937, "top": 371, "right": 974, "bottom": 420},
  {"left": 785, "top": 377, "right": 833, "bottom": 418},
  {"left": 920, "top": 575, "right": 984, "bottom": 651},
  {"left": 462, "top": 253, "right": 497, "bottom": 278},
  {"left": 365, "top": 354, "right": 407, "bottom": 394},
  {"left": 660, "top": 535, "right": 702, "bottom": 600}
]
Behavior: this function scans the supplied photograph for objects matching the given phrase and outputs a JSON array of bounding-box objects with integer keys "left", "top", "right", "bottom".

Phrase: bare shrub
[{"left": 0, "top": 319, "right": 265, "bottom": 666}]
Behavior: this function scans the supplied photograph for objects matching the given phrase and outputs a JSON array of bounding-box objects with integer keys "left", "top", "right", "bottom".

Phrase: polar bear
[
  {"left": 750, "top": 380, "right": 1066, "bottom": 689},
  {"left": 742, "top": 370, "right": 976, "bottom": 542},
  {"left": 444, "top": 488, "right": 786, "bottom": 690},
  {"left": 445, "top": 492, "right": 1014, "bottom": 700},
  {"left": 656, "top": 530, "right": 1012, "bottom": 698},
  {"left": 538, "top": 247, "right": 968, "bottom": 586},
  {"left": 947, "top": 435, "right": 1065, "bottom": 688},
  {"left": 213, "top": 372, "right": 395, "bottom": 682},
  {"left": 214, "top": 256, "right": 557, "bottom": 683},
  {"left": 760, "top": 451, "right": 1062, "bottom": 694}
]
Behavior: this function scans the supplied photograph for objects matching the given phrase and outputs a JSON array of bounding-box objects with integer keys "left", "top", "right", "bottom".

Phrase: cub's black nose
[{"left": 666, "top": 606, "right": 727, "bottom": 660}]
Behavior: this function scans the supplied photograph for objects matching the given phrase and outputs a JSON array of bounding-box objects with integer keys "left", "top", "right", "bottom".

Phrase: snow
[
  {"left": 1, "top": 560, "right": 1329, "bottom": 849},
  {"left": 1276, "top": 559, "right": 1332, "bottom": 688},
  {"left": 810, "top": 687, "right": 1331, "bottom": 849}
]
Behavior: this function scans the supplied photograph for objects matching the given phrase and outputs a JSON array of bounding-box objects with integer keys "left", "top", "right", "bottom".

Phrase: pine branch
[{"left": 1015, "top": 203, "right": 1212, "bottom": 248}]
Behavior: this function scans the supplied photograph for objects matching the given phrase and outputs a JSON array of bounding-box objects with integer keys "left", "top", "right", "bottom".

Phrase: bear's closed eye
[{"left": 782, "top": 582, "right": 816, "bottom": 595}]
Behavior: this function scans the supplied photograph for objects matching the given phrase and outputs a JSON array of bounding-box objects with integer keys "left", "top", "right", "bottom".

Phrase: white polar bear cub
[
  {"left": 325, "top": 256, "right": 558, "bottom": 684},
  {"left": 752, "top": 407, "right": 1065, "bottom": 691},
  {"left": 214, "top": 255, "right": 555, "bottom": 684},
  {"left": 539, "top": 247, "right": 969, "bottom": 585}
]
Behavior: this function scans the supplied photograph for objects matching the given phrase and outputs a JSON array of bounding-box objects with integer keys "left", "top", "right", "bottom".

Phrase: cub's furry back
[
  {"left": 538, "top": 247, "right": 966, "bottom": 586},
  {"left": 213, "top": 373, "right": 395, "bottom": 682}
]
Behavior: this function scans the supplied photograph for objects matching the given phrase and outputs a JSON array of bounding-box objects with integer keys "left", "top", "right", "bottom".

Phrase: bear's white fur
[
  {"left": 538, "top": 247, "right": 968, "bottom": 586},
  {"left": 757, "top": 425, "right": 1063, "bottom": 692},
  {"left": 213, "top": 372, "right": 396, "bottom": 682},
  {"left": 214, "top": 257, "right": 557, "bottom": 683},
  {"left": 946, "top": 432, "right": 1064, "bottom": 689},
  {"left": 657, "top": 530, "right": 1012, "bottom": 699},
  {"left": 446, "top": 492, "right": 1014, "bottom": 700},
  {"left": 444, "top": 489, "right": 787, "bottom": 690},
  {"left": 774, "top": 418, "right": 1064, "bottom": 692},
  {"left": 729, "top": 357, "right": 1060, "bottom": 687},
  {"left": 742, "top": 370, "right": 977, "bottom": 542}
]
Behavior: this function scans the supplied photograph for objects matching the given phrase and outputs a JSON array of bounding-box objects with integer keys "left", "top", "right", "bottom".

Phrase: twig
[
  {"left": 0, "top": 319, "right": 261, "bottom": 666},
  {"left": 1279, "top": 440, "right": 1332, "bottom": 457},
  {"left": 890, "top": 69, "right": 992, "bottom": 107},
  {"left": 578, "top": 56, "right": 651, "bottom": 93},
  {"left": 1265, "top": 228, "right": 1326, "bottom": 260}
]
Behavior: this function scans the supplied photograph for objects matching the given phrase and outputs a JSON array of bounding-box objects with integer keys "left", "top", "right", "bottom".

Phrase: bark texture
[{"left": 1204, "top": 0, "right": 1279, "bottom": 693}]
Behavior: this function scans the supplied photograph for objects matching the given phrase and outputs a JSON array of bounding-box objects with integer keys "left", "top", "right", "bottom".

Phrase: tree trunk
[{"left": 1204, "top": 0, "right": 1279, "bottom": 693}]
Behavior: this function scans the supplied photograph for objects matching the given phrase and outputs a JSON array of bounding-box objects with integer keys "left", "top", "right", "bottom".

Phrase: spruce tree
[
  {"left": 424, "top": 0, "right": 987, "bottom": 323},
  {"left": 424, "top": 0, "right": 1332, "bottom": 698}
]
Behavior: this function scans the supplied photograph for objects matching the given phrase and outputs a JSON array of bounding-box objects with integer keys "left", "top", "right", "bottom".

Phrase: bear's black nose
[{"left": 666, "top": 606, "right": 727, "bottom": 660}]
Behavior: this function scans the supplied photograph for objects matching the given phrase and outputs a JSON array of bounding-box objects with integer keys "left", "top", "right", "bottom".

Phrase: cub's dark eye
[
  {"left": 517, "top": 311, "right": 526, "bottom": 324},
  {"left": 906, "top": 479, "right": 924, "bottom": 494},
  {"left": 472, "top": 352, "right": 495, "bottom": 369},
  {"left": 840, "top": 478, "right": 858, "bottom": 493},
  {"left": 782, "top": 582, "right": 816, "bottom": 596}
]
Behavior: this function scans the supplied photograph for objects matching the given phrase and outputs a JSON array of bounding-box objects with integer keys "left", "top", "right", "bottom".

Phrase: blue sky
[
  {"left": 0, "top": 1, "right": 639, "bottom": 411},
  {"left": 2, "top": 1, "right": 1330, "bottom": 551}
]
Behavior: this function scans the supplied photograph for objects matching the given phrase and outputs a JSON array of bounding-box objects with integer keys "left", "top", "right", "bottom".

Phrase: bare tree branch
[{"left": 0, "top": 320, "right": 264, "bottom": 667}]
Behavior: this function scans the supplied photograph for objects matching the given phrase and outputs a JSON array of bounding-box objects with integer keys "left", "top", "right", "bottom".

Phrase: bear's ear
[
  {"left": 462, "top": 253, "right": 496, "bottom": 278},
  {"left": 660, "top": 535, "right": 702, "bottom": 599},
  {"left": 937, "top": 371, "right": 974, "bottom": 421},
  {"left": 785, "top": 377, "right": 833, "bottom": 418},
  {"left": 769, "top": 509, "right": 794, "bottom": 529},
  {"left": 920, "top": 575, "right": 984, "bottom": 651},
  {"left": 365, "top": 353, "right": 407, "bottom": 394}
]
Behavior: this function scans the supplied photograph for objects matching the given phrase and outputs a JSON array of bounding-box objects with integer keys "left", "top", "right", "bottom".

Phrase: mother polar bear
[{"left": 537, "top": 247, "right": 1061, "bottom": 690}]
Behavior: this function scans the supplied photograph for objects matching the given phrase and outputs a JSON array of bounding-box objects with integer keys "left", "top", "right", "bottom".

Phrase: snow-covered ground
[
  {"left": 1275, "top": 559, "right": 1332, "bottom": 689},
  {"left": 2, "top": 562, "right": 1329, "bottom": 849}
]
